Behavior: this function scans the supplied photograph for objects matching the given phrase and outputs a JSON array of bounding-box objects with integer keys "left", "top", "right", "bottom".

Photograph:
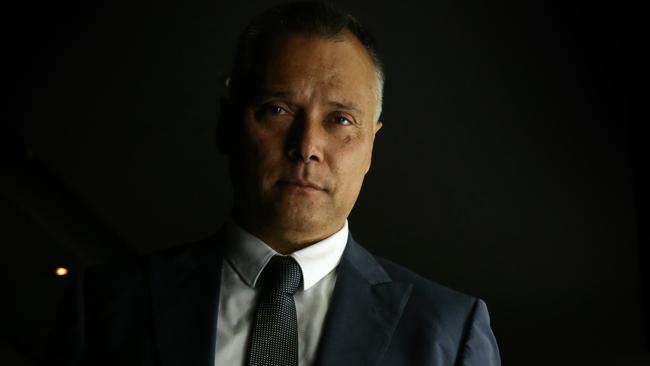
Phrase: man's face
[{"left": 229, "top": 32, "right": 382, "bottom": 247}]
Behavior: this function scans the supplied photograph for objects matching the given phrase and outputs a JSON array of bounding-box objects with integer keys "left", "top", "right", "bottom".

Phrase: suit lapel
[
  {"left": 147, "top": 230, "right": 225, "bottom": 366},
  {"left": 315, "top": 236, "right": 413, "bottom": 366}
]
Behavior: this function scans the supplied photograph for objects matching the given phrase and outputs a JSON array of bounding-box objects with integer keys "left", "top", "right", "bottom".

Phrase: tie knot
[{"left": 261, "top": 256, "right": 303, "bottom": 295}]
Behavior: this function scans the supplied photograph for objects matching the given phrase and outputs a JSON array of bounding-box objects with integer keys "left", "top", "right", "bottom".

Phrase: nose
[{"left": 287, "top": 114, "right": 325, "bottom": 163}]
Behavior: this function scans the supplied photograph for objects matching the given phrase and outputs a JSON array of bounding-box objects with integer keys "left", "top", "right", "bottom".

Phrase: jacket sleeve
[{"left": 455, "top": 298, "right": 501, "bottom": 366}]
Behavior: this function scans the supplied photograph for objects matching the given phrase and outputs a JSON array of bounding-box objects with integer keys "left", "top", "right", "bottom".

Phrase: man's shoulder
[
  {"left": 357, "top": 246, "right": 500, "bottom": 365},
  {"left": 373, "top": 254, "right": 477, "bottom": 309},
  {"left": 349, "top": 240, "right": 482, "bottom": 333},
  {"left": 146, "top": 231, "right": 224, "bottom": 265},
  {"left": 77, "top": 231, "right": 223, "bottom": 288},
  {"left": 346, "top": 237, "right": 477, "bottom": 309},
  {"left": 345, "top": 240, "right": 493, "bottom": 354}
]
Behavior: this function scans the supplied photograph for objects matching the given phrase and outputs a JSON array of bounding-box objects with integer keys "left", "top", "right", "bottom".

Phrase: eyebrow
[
  {"left": 327, "top": 100, "right": 363, "bottom": 114},
  {"left": 254, "top": 89, "right": 365, "bottom": 116},
  {"left": 254, "top": 89, "right": 292, "bottom": 101}
]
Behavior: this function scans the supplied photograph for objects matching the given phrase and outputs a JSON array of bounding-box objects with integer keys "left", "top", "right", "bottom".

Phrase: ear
[
  {"left": 364, "top": 119, "right": 383, "bottom": 174},
  {"left": 217, "top": 96, "right": 234, "bottom": 154},
  {"left": 374, "top": 120, "right": 383, "bottom": 135}
]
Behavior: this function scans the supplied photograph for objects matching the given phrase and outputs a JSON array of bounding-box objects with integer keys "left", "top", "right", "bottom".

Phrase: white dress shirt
[{"left": 214, "top": 220, "right": 349, "bottom": 366}]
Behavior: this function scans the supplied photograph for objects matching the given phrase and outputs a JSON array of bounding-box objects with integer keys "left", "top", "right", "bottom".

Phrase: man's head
[
  {"left": 227, "top": 1, "right": 384, "bottom": 120},
  {"left": 219, "top": 1, "right": 384, "bottom": 253}
]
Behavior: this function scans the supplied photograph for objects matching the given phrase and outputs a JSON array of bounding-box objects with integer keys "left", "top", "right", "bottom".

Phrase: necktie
[{"left": 247, "top": 255, "right": 303, "bottom": 366}]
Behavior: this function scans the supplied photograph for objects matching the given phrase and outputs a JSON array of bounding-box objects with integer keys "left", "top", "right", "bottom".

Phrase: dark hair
[{"left": 228, "top": 1, "right": 384, "bottom": 117}]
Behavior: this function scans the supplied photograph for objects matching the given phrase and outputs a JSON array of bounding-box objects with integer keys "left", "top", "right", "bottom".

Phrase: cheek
[
  {"left": 331, "top": 139, "right": 373, "bottom": 188},
  {"left": 242, "top": 118, "right": 276, "bottom": 157},
  {"left": 242, "top": 122, "right": 286, "bottom": 180}
]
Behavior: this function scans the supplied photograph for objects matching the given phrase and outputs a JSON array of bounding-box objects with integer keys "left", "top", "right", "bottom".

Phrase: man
[{"left": 43, "top": 2, "right": 500, "bottom": 365}]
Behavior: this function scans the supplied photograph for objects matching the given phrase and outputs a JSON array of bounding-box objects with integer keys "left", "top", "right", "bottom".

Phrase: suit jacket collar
[
  {"left": 147, "top": 229, "right": 412, "bottom": 366},
  {"left": 315, "top": 234, "right": 413, "bottom": 366}
]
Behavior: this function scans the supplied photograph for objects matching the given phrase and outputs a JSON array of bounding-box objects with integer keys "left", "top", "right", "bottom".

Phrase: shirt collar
[{"left": 225, "top": 220, "right": 349, "bottom": 291}]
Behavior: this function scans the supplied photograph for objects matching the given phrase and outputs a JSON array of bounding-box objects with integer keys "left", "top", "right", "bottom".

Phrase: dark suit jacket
[{"left": 42, "top": 229, "right": 500, "bottom": 366}]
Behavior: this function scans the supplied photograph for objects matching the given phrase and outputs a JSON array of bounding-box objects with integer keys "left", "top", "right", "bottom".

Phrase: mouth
[{"left": 278, "top": 179, "right": 326, "bottom": 192}]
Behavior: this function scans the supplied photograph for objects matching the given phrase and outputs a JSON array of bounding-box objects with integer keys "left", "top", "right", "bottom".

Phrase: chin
[
  {"left": 276, "top": 210, "right": 322, "bottom": 231},
  {"left": 270, "top": 201, "right": 328, "bottom": 233}
]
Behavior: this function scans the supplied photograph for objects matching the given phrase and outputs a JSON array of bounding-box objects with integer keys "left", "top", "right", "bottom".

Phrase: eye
[
  {"left": 333, "top": 115, "right": 352, "bottom": 126},
  {"left": 267, "top": 105, "right": 288, "bottom": 115},
  {"left": 256, "top": 104, "right": 291, "bottom": 121}
]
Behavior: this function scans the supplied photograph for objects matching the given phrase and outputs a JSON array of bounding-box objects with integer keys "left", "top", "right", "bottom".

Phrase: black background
[{"left": 3, "top": 0, "right": 648, "bottom": 365}]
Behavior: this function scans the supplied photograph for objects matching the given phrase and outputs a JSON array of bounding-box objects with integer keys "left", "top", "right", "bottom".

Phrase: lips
[{"left": 279, "top": 179, "right": 325, "bottom": 191}]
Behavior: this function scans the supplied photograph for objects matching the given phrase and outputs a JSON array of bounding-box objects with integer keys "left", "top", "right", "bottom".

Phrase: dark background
[{"left": 3, "top": 0, "right": 648, "bottom": 365}]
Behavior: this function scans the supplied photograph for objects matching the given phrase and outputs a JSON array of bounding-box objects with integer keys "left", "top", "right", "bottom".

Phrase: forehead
[{"left": 255, "top": 32, "right": 378, "bottom": 109}]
